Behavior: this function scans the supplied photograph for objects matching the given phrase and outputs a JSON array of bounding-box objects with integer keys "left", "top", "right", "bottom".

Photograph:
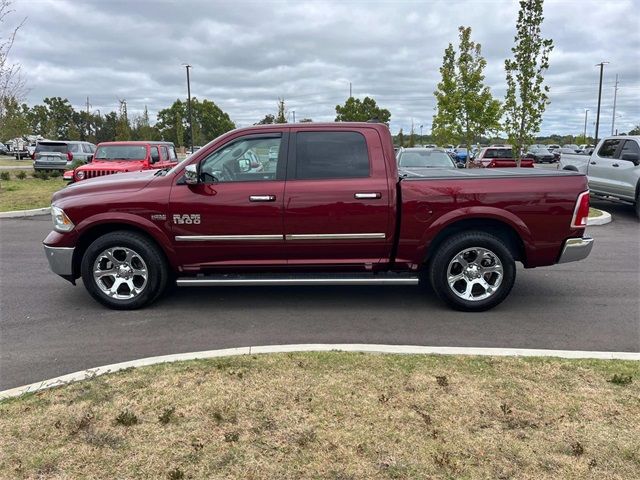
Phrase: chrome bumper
[
  {"left": 43, "top": 245, "right": 75, "bottom": 276},
  {"left": 558, "top": 237, "right": 594, "bottom": 264}
]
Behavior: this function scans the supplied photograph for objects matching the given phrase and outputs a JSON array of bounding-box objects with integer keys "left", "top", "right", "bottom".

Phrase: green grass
[
  {"left": 0, "top": 175, "right": 65, "bottom": 211},
  {"left": 588, "top": 207, "right": 604, "bottom": 218},
  {"left": 0, "top": 157, "right": 32, "bottom": 167},
  {"left": 1, "top": 352, "right": 638, "bottom": 479}
]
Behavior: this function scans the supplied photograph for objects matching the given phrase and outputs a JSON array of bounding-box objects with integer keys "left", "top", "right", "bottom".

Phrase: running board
[{"left": 176, "top": 272, "right": 419, "bottom": 287}]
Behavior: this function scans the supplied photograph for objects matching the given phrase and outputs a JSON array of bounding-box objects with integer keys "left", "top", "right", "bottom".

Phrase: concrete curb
[
  {"left": 1, "top": 344, "right": 638, "bottom": 400},
  {"left": 0, "top": 207, "right": 50, "bottom": 218},
  {"left": 587, "top": 209, "right": 612, "bottom": 226}
]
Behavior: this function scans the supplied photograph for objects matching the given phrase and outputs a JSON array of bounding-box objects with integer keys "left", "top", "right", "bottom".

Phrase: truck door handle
[
  {"left": 249, "top": 195, "right": 276, "bottom": 202},
  {"left": 612, "top": 163, "right": 619, "bottom": 167},
  {"left": 354, "top": 192, "right": 382, "bottom": 199},
  {"left": 590, "top": 161, "right": 597, "bottom": 165}
]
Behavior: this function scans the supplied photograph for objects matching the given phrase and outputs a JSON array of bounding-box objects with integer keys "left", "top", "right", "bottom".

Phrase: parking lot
[{"left": 0, "top": 197, "right": 637, "bottom": 390}]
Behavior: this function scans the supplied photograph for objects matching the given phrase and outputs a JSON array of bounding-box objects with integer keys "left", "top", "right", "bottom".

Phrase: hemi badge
[{"left": 151, "top": 214, "right": 166, "bottom": 221}]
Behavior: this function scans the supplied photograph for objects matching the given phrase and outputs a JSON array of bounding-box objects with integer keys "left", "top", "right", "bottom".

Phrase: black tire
[
  {"left": 428, "top": 231, "right": 516, "bottom": 312},
  {"left": 81, "top": 231, "right": 169, "bottom": 310},
  {"left": 635, "top": 191, "right": 640, "bottom": 221}
]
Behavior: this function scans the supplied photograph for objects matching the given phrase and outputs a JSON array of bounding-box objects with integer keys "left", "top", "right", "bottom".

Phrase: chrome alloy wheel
[
  {"left": 446, "top": 247, "right": 503, "bottom": 301},
  {"left": 93, "top": 246, "right": 148, "bottom": 300}
]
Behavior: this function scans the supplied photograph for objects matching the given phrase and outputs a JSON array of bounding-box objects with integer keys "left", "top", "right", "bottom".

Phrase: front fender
[{"left": 74, "top": 212, "right": 178, "bottom": 269}]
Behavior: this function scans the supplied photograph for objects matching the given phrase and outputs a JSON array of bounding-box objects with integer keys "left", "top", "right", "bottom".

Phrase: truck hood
[
  {"left": 76, "top": 160, "right": 145, "bottom": 172},
  {"left": 52, "top": 169, "right": 158, "bottom": 203}
]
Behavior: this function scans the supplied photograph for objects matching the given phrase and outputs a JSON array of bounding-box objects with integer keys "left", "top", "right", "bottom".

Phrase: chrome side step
[{"left": 176, "top": 273, "right": 419, "bottom": 287}]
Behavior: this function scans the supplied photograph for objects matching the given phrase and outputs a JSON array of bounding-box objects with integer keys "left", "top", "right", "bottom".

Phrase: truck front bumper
[
  {"left": 43, "top": 244, "right": 75, "bottom": 276},
  {"left": 558, "top": 237, "right": 594, "bottom": 264}
]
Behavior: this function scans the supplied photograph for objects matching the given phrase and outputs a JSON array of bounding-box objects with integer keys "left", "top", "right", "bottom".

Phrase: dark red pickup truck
[{"left": 44, "top": 122, "right": 593, "bottom": 311}]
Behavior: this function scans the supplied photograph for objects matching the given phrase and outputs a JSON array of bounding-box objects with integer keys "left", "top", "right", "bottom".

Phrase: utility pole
[
  {"left": 420, "top": 124, "right": 423, "bottom": 144},
  {"left": 594, "top": 61, "right": 608, "bottom": 145},
  {"left": 349, "top": 82, "right": 352, "bottom": 98},
  {"left": 611, "top": 74, "right": 619, "bottom": 135},
  {"left": 85, "top": 96, "right": 90, "bottom": 139},
  {"left": 292, "top": 110, "right": 296, "bottom": 123},
  {"left": 183, "top": 64, "right": 194, "bottom": 153},
  {"left": 583, "top": 109, "right": 589, "bottom": 142}
]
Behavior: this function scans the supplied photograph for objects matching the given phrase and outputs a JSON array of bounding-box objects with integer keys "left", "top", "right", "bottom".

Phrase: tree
[
  {"left": 115, "top": 100, "right": 131, "bottom": 141},
  {"left": 335, "top": 96, "right": 391, "bottom": 123},
  {"left": 299, "top": 118, "right": 313, "bottom": 123},
  {"left": 156, "top": 98, "right": 234, "bottom": 146},
  {"left": 432, "top": 26, "right": 501, "bottom": 150},
  {"left": 40, "top": 97, "right": 75, "bottom": 139},
  {"left": 503, "top": 0, "right": 554, "bottom": 163},
  {"left": 409, "top": 123, "right": 416, "bottom": 147},
  {"left": 0, "top": 0, "right": 27, "bottom": 116},
  {"left": 97, "top": 112, "right": 118, "bottom": 143},
  {"left": 275, "top": 98, "right": 287, "bottom": 123},
  {"left": 0, "top": 95, "right": 28, "bottom": 139},
  {"left": 397, "top": 128, "right": 404, "bottom": 147},
  {"left": 628, "top": 125, "right": 640, "bottom": 136},
  {"left": 131, "top": 106, "right": 157, "bottom": 141},
  {"left": 255, "top": 114, "right": 275, "bottom": 125}
]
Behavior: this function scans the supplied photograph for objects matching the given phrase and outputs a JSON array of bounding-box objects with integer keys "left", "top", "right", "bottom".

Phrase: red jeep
[{"left": 64, "top": 141, "right": 178, "bottom": 182}]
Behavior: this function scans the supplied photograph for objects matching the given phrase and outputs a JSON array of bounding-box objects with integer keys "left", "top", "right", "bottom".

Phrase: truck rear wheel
[
  {"left": 428, "top": 231, "right": 516, "bottom": 311},
  {"left": 81, "top": 231, "right": 168, "bottom": 310}
]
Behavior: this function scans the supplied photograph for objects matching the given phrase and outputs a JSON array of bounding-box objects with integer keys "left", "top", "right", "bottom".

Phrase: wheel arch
[
  {"left": 72, "top": 219, "right": 176, "bottom": 279},
  {"left": 423, "top": 217, "right": 526, "bottom": 266}
]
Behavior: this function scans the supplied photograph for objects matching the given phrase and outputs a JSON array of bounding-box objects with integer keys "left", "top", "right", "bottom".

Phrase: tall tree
[
  {"left": 0, "top": 95, "right": 28, "bottom": 139},
  {"left": 255, "top": 114, "right": 275, "bottom": 125},
  {"left": 275, "top": 98, "right": 287, "bottom": 123},
  {"left": 156, "top": 98, "right": 234, "bottom": 146},
  {"left": 41, "top": 97, "right": 75, "bottom": 139},
  {"left": 503, "top": 0, "right": 553, "bottom": 162},
  {"left": 0, "top": 0, "right": 27, "bottom": 115},
  {"left": 115, "top": 99, "right": 131, "bottom": 140},
  {"left": 397, "top": 128, "right": 404, "bottom": 147},
  {"left": 432, "top": 26, "right": 501, "bottom": 150},
  {"left": 335, "top": 96, "right": 391, "bottom": 123}
]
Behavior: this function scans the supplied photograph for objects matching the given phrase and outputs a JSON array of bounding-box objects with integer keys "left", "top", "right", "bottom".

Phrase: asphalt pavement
[{"left": 0, "top": 199, "right": 638, "bottom": 390}]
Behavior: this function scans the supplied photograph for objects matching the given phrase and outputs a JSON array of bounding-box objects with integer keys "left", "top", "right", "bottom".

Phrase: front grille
[{"left": 83, "top": 170, "right": 119, "bottom": 179}]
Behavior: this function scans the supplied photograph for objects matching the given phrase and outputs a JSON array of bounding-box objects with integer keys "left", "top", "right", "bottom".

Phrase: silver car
[{"left": 33, "top": 141, "right": 96, "bottom": 171}]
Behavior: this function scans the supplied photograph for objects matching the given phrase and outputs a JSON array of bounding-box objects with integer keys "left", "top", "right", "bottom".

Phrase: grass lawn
[
  {"left": 0, "top": 157, "right": 32, "bottom": 167},
  {"left": 589, "top": 207, "right": 604, "bottom": 218},
  {"left": 0, "top": 352, "right": 638, "bottom": 479},
  {"left": 0, "top": 175, "right": 65, "bottom": 211}
]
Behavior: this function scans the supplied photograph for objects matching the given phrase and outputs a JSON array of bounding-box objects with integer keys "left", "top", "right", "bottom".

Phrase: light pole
[
  {"left": 583, "top": 109, "right": 589, "bottom": 142},
  {"left": 594, "top": 61, "right": 608, "bottom": 145},
  {"left": 183, "top": 63, "right": 195, "bottom": 154},
  {"left": 292, "top": 110, "right": 296, "bottom": 123},
  {"left": 420, "top": 125, "right": 423, "bottom": 145}
]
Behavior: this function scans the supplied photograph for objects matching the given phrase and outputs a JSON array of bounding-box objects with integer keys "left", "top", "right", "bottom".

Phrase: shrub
[
  {"left": 49, "top": 170, "right": 61, "bottom": 178},
  {"left": 16, "top": 170, "right": 27, "bottom": 180},
  {"left": 0, "top": 171, "right": 10, "bottom": 181},
  {"left": 69, "top": 159, "right": 85, "bottom": 170},
  {"left": 114, "top": 409, "right": 138, "bottom": 426}
]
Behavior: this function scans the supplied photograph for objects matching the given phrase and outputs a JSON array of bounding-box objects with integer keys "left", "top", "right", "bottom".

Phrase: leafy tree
[
  {"left": 97, "top": 112, "right": 118, "bottom": 143},
  {"left": 628, "top": 125, "right": 640, "bottom": 136},
  {"left": 299, "top": 118, "right": 313, "bottom": 123},
  {"left": 41, "top": 97, "right": 75, "bottom": 139},
  {"left": 0, "top": 96, "right": 28, "bottom": 139},
  {"left": 397, "top": 128, "right": 404, "bottom": 147},
  {"left": 335, "top": 96, "right": 391, "bottom": 123},
  {"left": 115, "top": 100, "right": 131, "bottom": 140},
  {"left": 132, "top": 106, "right": 157, "bottom": 140},
  {"left": 275, "top": 98, "right": 287, "bottom": 123},
  {"left": 156, "top": 98, "right": 234, "bottom": 146},
  {"left": 256, "top": 114, "right": 275, "bottom": 125},
  {"left": 432, "top": 26, "right": 501, "bottom": 150},
  {"left": 409, "top": 123, "right": 416, "bottom": 147},
  {"left": 503, "top": 0, "right": 554, "bottom": 162}
]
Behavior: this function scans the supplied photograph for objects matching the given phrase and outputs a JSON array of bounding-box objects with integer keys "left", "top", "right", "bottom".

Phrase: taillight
[
  {"left": 571, "top": 191, "right": 590, "bottom": 228},
  {"left": 67, "top": 151, "right": 73, "bottom": 161},
  {"left": 31, "top": 152, "right": 35, "bottom": 160}
]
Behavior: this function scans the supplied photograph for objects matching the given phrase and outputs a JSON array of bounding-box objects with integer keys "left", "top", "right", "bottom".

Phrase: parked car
[
  {"left": 524, "top": 147, "right": 555, "bottom": 164},
  {"left": 65, "top": 141, "right": 178, "bottom": 183},
  {"left": 396, "top": 147, "right": 459, "bottom": 170},
  {"left": 454, "top": 147, "right": 468, "bottom": 162},
  {"left": 563, "top": 144, "right": 580, "bottom": 153},
  {"left": 559, "top": 135, "right": 640, "bottom": 218},
  {"left": 469, "top": 147, "right": 534, "bottom": 168},
  {"left": 444, "top": 144, "right": 455, "bottom": 153},
  {"left": 0, "top": 144, "right": 8, "bottom": 155},
  {"left": 33, "top": 141, "right": 96, "bottom": 171},
  {"left": 44, "top": 122, "right": 593, "bottom": 312}
]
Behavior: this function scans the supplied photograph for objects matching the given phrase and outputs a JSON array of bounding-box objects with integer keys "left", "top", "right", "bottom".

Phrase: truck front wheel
[
  {"left": 428, "top": 231, "right": 516, "bottom": 311},
  {"left": 81, "top": 231, "right": 168, "bottom": 310}
]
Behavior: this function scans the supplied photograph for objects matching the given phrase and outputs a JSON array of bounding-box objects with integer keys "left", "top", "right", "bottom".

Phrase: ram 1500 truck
[
  {"left": 44, "top": 122, "right": 594, "bottom": 312},
  {"left": 560, "top": 135, "right": 640, "bottom": 218}
]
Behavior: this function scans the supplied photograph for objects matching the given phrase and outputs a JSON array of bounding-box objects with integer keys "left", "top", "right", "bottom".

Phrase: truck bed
[{"left": 400, "top": 167, "right": 581, "bottom": 179}]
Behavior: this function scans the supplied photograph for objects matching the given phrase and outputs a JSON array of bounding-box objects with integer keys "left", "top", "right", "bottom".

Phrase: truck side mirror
[
  {"left": 87, "top": 155, "right": 93, "bottom": 162},
  {"left": 621, "top": 153, "right": 639, "bottom": 165},
  {"left": 184, "top": 164, "right": 200, "bottom": 184}
]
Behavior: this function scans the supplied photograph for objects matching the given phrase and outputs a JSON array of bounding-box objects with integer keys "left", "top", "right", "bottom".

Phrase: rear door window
[
  {"left": 68, "top": 144, "right": 80, "bottom": 153},
  {"left": 294, "top": 131, "right": 370, "bottom": 179},
  {"left": 597, "top": 139, "right": 622, "bottom": 158},
  {"left": 82, "top": 143, "right": 93, "bottom": 153},
  {"left": 619, "top": 140, "right": 640, "bottom": 159},
  {"left": 35, "top": 143, "right": 68, "bottom": 153}
]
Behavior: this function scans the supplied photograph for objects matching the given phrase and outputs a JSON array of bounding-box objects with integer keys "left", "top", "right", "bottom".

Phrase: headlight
[
  {"left": 51, "top": 205, "right": 75, "bottom": 232},
  {"left": 76, "top": 171, "right": 85, "bottom": 180}
]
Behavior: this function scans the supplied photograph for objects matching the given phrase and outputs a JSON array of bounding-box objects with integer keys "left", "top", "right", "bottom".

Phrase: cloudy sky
[{"left": 8, "top": 0, "right": 640, "bottom": 136}]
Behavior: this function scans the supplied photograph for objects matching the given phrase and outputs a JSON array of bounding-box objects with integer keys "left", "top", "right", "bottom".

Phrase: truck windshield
[
  {"left": 399, "top": 151, "right": 455, "bottom": 168},
  {"left": 94, "top": 145, "right": 147, "bottom": 160}
]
